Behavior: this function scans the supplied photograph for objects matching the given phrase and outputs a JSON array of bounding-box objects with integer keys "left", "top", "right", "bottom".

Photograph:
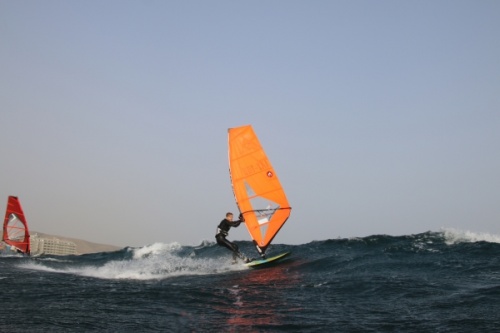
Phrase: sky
[{"left": 1, "top": 1, "right": 499, "bottom": 248}]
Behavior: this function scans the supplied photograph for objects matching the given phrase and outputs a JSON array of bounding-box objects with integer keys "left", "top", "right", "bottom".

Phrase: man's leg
[{"left": 218, "top": 237, "right": 248, "bottom": 261}]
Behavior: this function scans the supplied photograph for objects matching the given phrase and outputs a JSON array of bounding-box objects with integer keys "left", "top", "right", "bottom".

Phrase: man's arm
[{"left": 229, "top": 214, "right": 245, "bottom": 226}]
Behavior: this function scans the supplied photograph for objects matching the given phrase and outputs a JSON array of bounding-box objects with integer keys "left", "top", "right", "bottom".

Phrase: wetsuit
[{"left": 215, "top": 217, "right": 246, "bottom": 261}]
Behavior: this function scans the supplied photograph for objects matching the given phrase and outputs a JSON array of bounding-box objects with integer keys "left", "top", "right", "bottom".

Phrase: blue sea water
[{"left": 1, "top": 229, "right": 499, "bottom": 332}]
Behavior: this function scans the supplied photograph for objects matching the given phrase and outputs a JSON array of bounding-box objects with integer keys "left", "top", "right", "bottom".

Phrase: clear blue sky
[{"left": 1, "top": 1, "right": 499, "bottom": 247}]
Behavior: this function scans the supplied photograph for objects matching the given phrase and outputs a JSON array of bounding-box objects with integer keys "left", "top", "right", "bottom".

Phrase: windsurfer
[{"left": 215, "top": 212, "right": 250, "bottom": 263}]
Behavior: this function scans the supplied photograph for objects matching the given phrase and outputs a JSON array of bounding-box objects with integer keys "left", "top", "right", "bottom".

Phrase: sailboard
[
  {"left": 244, "top": 251, "right": 291, "bottom": 268},
  {"left": 2, "top": 196, "right": 30, "bottom": 255},
  {"left": 228, "top": 125, "right": 291, "bottom": 264}
]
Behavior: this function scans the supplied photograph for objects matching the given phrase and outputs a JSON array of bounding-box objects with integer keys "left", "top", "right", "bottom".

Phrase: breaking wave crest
[
  {"left": 18, "top": 241, "right": 246, "bottom": 280},
  {"left": 441, "top": 227, "right": 500, "bottom": 245}
]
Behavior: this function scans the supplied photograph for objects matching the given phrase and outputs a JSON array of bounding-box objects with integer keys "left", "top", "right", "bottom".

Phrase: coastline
[
  {"left": 32, "top": 231, "right": 122, "bottom": 254},
  {"left": 2, "top": 231, "right": 122, "bottom": 255}
]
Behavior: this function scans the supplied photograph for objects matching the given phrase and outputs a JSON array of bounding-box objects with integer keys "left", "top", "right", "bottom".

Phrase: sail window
[{"left": 6, "top": 213, "right": 25, "bottom": 241}]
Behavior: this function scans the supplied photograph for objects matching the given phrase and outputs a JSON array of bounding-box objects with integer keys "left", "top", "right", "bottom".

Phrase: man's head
[{"left": 226, "top": 212, "right": 233, "bottom": 220}]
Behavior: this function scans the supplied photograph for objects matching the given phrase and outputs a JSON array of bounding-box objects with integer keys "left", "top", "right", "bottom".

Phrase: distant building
[{"left": 30, "top": 233, "right": 77, "bottom": 256}]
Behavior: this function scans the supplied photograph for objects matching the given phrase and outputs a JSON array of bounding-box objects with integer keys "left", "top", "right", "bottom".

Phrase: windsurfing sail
[
  {"left": 228, "top": 125, "right": 291, "bottom": 256},
  {"left": 2, "top": 196, "right": 30, "bottom": 254}
]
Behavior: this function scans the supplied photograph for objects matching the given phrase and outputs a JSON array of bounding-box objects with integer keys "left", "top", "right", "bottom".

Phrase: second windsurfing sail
[
  {"left": 228, "top": 125, "right": 291, "bottom": 256},
  {"left": 2, "top": 196, "right": 30, "bottom": 254}
]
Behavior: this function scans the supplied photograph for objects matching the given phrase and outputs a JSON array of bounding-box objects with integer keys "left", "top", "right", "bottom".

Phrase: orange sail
[
  {"left": 2, "top": 196, "right": 30, "bottom": 254},
  {"left": 228, "top": 125, "right": 291, "bottom": 255}
]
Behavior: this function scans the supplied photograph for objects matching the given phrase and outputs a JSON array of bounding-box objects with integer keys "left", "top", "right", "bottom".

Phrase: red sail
[{"left": 3, "top": 196, "right": 30, "bottom": 254}]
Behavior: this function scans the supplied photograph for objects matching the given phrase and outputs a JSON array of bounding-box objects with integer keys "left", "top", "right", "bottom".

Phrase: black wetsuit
[{"left": 215, "top": 218, "right": 245, "bottom": 260}]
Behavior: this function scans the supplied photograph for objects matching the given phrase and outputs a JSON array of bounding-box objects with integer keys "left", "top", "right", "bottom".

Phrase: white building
[{"left": 30, "top": 233, "right": 77, "bottom": 256}]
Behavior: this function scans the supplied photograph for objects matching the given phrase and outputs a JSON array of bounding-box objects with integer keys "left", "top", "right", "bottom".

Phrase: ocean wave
[
  {"left": 17, "top": 241, "right": 248, "bottom": 280},
  {"left": 11, "top": 230, "right": 500, "bottom": 281},
  {"left": 131, "top": 241, "right": 182, "bottom": 259},
  {"left": 34, "top": 257, "right": 73, "bottom": 263},
  {"left": 441, "top": 227, "right": 500, "bottom": 244}
]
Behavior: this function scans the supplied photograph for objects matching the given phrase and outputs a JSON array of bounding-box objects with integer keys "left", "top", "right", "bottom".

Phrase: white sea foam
[
  {"left": 35, "top": 257, "right": 72, "bottom": 263},
  {"left": 18, "top": 242, "right": 247, "bottom": 280},
  {"left": 441, "top": 227, "right": 500, "bottom": 245},
  {"left": 131, "top": 242, "right": 181, "bottom": 259}
]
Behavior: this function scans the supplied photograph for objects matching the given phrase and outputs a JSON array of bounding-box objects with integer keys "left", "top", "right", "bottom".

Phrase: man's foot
[{"left": 243, "top": 257, "right": 251, "bottom": 263}]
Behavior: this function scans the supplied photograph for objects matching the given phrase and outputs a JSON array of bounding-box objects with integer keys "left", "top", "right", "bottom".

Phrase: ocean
[{"left": 1, "top": 229, "right": 499, "bottom": 332}]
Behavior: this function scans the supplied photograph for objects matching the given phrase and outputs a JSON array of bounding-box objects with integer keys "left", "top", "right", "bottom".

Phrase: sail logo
[
  {"left": 241, "top": 158, "right": 271, "bottom": 177},
  {"left": 239, "top": 132, "right": 260, "bottom": 152}
]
